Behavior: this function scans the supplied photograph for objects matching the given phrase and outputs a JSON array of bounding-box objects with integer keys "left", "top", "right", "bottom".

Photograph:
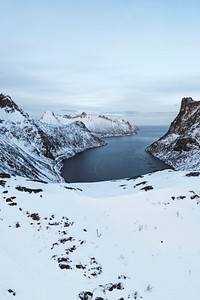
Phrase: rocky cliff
[
  {"left": 0, "top": 94, "right": 105, "bottom": 182},
  {"left": 146, "top": 97, "right": 200, "bottom": 170}
]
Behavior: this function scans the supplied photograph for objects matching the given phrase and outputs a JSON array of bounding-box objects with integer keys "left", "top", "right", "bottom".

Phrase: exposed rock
[
  {"left": 0, "top": 93, "right": 28, "bottom": 117},
  {"left": 185, "top": 172, "right": 200, "bottom": 177},
  {"left": 0, "top": 173, "right": 11, "bottom": 178},
  {"left": 146, "top": 97, "right": 200, "bottom": 170},
  {"left": 15, "top": 186, "right": 43, "bottom": 193},
  {"left": 140, "top": 185, "right": 153, "bottom": 191}
]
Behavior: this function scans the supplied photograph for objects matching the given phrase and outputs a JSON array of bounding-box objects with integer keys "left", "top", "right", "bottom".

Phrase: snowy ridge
[
  {"left": 0, "top": 94, "right": 105, "bottom": 182},
  {"left": 40, "top": 111, "right": 137, "bottom": 137},
  {"left": 147, "top": 97, "right": 200, "bottom": 170},
  {"left": 1, "top": 169, "right": 200, "bottom": 299}
]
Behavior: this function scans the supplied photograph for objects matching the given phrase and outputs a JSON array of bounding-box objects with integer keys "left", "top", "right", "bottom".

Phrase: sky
[{"left": 0, "top": 0, "right": 200, "bottom": 125}]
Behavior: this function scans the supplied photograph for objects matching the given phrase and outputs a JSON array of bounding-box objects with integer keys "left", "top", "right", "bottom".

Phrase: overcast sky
[{"left": 0, "top": 0, "right": 200, "bottom": 125}]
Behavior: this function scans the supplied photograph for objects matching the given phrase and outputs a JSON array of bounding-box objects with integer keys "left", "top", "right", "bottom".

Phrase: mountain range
[{"left": 40, "top": 111, "right": 137, "bottom": 137}]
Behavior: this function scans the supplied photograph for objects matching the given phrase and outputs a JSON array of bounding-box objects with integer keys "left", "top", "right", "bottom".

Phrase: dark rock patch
[
  {"left": 64, "top": 186, "right": 83, "bottom": 192},
  {"left": 15, "top": 222, "right": 20, "bottom": 228},
  {"left": 190, "top": 194, "right": 200, "bottom": 200},
  {"left": 106, "top": 282, "right": 124, "bottom": 291},
  {"left": 65, "top": 245, "right": 76, "bottom": 255},
  {"left": 76, "top": 264, "right": 86, "bottom": 270},
  {"left": 15, "top": 186, "right": 43, "bottom": 193},
  {"left": 177, "top": 195, "right": 186, "bottom": 200},
  {"left": 7, "top": 289, "right": 16, "bottom": 296},
  {"left": 48, "top": 222, "right": 60, "bottom": 226},
  {"left": 57, "top": 257, "right": 71, "bottom": 264},
  {"left": 8, "top": 202, "right": 17, "bottom": 206},
  {"left": 186, "top": 172, "right": 200, "bottom": 177},
  {"left": 30, "top": 213, "right": 40, "bottom": 221},
  {"left": 59, "top": 264, "right": 72, "bottom": 270},
  {"left": 140, "top": 185, "right": 153, "bottom": 191},
  {"left": 0, "top": 173, "right": 11, "bottom": 178},
  {"left": 5, "top": 196, "right": 17, "bottom": 206},
  {"left": 85, "top": 257, "right": 102, "bottom": 278},
  {"left": 0, "top": 180, "right": 6, "bottom": 187},
  {"left": 79, "top": 291, "right": 93, "bottom": 300},
  {"left": 134, "top": 181, "right": 147, "bottom": 187}
]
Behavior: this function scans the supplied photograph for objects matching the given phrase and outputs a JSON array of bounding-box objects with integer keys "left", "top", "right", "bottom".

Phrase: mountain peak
[
  {"left": 181, "top": 97, "right": 200, "bottom": 109},
  {"left": 40, "top": 111, "right": 60, "bottom": 125},
  {"left": 0, "top": 94, "right": 17, "bottom": 112},
  {"left": 0, "top": 93, "right": 29, "bottom": 118},
  {"left": 167, "top": 97, "right": 200, "bottom": 135},
  {"left": 147, "top": 97, "right": 200, "bottom": 171}
]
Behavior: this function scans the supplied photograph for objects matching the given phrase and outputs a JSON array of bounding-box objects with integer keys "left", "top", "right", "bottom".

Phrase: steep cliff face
[
  {"left": 0, "top": 94, "right": 105, "bottom": 181},
  {"left": 146, "top": 97, "right": 200, "bottom": 170}
]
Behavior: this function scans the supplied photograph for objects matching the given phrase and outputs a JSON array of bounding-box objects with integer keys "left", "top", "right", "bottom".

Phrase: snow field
[{"left": 0, "top": 170, "right": 200, "bottom": 299}]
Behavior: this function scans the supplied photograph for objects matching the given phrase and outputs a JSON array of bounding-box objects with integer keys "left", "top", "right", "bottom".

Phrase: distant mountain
[
  {"left": 0, "top": 94, "right": 105, "bottom": 181},
  {"left": 146, "top": 97, "right": 200, "bottom": 170},
  {"left": 40, "top": 111, "right": 137, "bottom": 137}
]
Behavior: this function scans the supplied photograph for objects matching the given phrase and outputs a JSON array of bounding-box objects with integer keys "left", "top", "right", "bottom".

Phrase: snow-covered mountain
[
  {"left": 1, "top": 94, "right": 199, "bottom": 299},
  {"left": 0, "top": 94, "right": 105, "bottom": 182},
  {"left": 1, "top": 169, "right": 200, "bottom": 300},
  {"left": 146, "top": 97, "right": 200, "bottom": 170},
  {"left": 40, "top": 111, "right": 137, "bottom": 137}
]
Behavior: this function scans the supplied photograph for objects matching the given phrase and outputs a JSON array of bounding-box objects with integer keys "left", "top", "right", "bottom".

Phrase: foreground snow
[{"left": 1, "top": 170, "right": 200, "bottom": 299}]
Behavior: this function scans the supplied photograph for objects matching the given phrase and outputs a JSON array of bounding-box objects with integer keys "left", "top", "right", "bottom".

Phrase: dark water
[{"left": 61, "top": 126, "right": 170, "bottom": 183}]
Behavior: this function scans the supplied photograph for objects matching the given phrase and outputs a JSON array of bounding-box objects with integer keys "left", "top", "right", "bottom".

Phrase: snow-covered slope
[
  {"left": 146, "top": 97, "right": 200, "bottom": 170},
  {"left": 0, "top": 94, "right": 105, "bottom": 182},
  {"left": 40, "top": 111, "right": 137, "bottom": 137},
  {"left": 1, "top": 169, "right": 200, "bottom": 299}
]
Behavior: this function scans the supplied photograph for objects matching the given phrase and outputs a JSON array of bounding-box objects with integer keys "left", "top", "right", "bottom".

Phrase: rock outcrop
[{"left": 146, "top": 97, "right": 200, "bottom": 170}]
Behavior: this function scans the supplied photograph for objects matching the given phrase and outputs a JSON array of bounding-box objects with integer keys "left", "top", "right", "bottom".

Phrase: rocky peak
[
  {"left": 166, "top": 97, "right": 200, "bottom": 136},
  {"left": 0, "top": 93, "right": 29, "bottom": 118},
  {"left": 80, "top": 112, "right": 87, "bottom": 117},
  {"left": 180, "top": 97, "right": 200, "bottom": 116},
  {"left": 146, "top": 97, "right": 200, "bottom": 171}
]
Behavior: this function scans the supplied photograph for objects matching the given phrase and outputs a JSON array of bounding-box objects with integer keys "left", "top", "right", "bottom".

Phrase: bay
[{"left": 61, "top": 126, "right": 171, "bottom": 183}]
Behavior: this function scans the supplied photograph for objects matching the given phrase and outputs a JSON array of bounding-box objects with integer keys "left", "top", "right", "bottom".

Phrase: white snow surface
[
  {"left": 1, "top": 169, "right": 200, "bottom": 300},
  {"left": 39, "top": 111, "right": 60, "bottom": 125},
  {"left": 40, "top": 111, "right": 137, "bottom": 137}
]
